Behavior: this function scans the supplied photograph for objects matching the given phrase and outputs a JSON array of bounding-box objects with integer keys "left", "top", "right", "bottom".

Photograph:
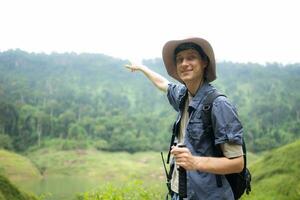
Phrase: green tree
[{"left": 68, "top": 123, "right": 87, "bottom": 140}]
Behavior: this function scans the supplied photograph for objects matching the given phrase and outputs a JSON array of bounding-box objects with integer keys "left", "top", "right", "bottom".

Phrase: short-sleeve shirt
[{"left": 167, "top": 82, "right": 244, "bottom": 200}]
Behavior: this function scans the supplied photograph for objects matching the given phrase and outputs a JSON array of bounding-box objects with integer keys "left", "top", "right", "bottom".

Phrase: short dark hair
[{"left": 174, "top": 42, "right": 209, "bottom": 64}]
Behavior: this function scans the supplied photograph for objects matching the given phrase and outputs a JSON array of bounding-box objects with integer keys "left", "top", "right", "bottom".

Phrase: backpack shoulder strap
[
  {"left": 202, "top": 90, "right": 226, "bottom": 108},
  {"left": 201, "top": 90, "right": 226, "bottom": 136},
  {"left": 201, "top": 90, "right": 252, "bottom": 197},
  {"left": 201, "top": 90, "right": 226, "bottom": 187}
]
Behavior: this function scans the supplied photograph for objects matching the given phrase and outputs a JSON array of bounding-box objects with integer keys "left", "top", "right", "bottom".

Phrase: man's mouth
[{"left": 181, "top": 69, "right": 192, "bottom": 74}]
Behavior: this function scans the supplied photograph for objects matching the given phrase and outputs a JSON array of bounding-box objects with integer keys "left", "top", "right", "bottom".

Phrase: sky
[{"left": 0, "top": 0, "right": 299, "bottom": 64}]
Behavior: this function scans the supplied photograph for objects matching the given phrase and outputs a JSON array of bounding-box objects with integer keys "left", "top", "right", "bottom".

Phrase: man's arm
[
  {"left": 125, "top": 64, "right": 170, "bottom": 92},
  {"left": 171, "top": 146, "right": 244, "bottom": 174}
]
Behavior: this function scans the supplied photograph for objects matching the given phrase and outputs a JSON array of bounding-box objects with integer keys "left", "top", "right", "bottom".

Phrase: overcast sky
[{"left": 0, "top": 0, "right": 299, "bottom": 64}]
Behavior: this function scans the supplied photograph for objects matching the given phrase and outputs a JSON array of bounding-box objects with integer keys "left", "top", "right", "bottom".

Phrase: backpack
[{"left": 201, "top": 90, "right": 252, "bottom": 200}]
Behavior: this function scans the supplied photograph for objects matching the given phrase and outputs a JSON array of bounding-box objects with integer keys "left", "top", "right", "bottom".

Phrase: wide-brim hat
[{"left": 162, "top": 37, "right": 216, "bottom": 83}]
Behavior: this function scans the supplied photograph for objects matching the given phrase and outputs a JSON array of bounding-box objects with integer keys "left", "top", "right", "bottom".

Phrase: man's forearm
[
  {"left": 193, "top": 156, "right": 244, "bottom": 174},
  {"left": 140, "top": 65, "right": 169, "bottom": 92}
]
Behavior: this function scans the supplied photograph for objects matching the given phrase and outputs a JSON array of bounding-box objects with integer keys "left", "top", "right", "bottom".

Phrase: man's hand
[
  {"left": 124, "top": 62, "right": 169, "bottom": 92},
  {"left": 171, "top": 145, "right": 245, "bottom": 174},
  {"left": 124, "top": 63, "right": 145, "bottom": 72},
  {"left": 171, "top": 145, "right": 199, "bottom": 171}
]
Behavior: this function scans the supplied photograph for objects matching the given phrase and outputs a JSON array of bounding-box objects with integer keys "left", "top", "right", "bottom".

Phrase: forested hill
[{"left": 0, "top": 49, "right": 299, "bottom": 153}]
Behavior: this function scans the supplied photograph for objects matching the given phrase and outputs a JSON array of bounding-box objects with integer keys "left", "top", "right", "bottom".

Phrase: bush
[
  {"left": 76, "top": 180, "right": 164, "bottom": 200},
  {"left": 61, "top": 139, "right": 88, "bottom": 150},
  {"left": 0, "top": 134, "right": 13, "bottom": 150},
  {"left": 94, "top": 140, "right": 109, "bottom": 151},
  {"left": 68, "top": 123, "right": 86, "bottom": 140}
]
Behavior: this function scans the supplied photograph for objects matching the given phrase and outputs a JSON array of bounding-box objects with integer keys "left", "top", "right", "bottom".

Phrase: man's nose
[{"left": 181, "top": 58, "right": 189, "bottom": 66}]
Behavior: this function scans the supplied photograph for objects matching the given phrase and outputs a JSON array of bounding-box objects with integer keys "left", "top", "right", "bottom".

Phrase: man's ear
[{"left": 202, "top": 60, "right": 208, "bottom": 69}]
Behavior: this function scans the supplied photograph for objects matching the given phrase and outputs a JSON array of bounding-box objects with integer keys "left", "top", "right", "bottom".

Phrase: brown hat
[{"left": 162, "top": 37, "right": 216, "bottom": 83}]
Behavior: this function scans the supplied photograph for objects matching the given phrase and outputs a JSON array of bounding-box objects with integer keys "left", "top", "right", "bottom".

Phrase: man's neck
[{"left": 185, "top": 79, "right": 204, "bottom": 96}]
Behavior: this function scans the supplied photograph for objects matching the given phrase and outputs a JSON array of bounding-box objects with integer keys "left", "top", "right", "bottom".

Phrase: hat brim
[{"left": 162, "top": 37, "right": 216, "bottom": 83}]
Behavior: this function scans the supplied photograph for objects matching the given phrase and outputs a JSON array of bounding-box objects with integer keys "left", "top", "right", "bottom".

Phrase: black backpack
[{"left": 201, "top": 90, "right": 252, "bottom": 200}]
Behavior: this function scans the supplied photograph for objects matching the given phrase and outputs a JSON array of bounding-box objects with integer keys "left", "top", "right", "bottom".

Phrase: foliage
[
  {"left": 76, "top": 180, "right": 164, "bottom": 200},
  {"left": 0, "top": 50, "right": 299, "bottom": 153},
  {"left": 213, "top": 62, "right": 300, "bottom": 152},
  {"left": 0, "top": 134, "right": 13, "bottom": 150},
  {"left": 61, "top": 139, "right": 88, "bottom": 150}
]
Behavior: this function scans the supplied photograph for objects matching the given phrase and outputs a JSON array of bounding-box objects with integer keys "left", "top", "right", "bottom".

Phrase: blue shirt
[{"left": 167, "top": 82, "right": 243, "bottom": 200}]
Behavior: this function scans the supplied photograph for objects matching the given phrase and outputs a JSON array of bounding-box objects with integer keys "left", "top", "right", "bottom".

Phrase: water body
[{"left": 16, "top": 176, "right": 103, "bottom": 200}]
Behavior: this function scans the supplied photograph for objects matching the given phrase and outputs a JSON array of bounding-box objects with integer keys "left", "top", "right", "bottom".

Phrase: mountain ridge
[{"left": 0, "top": 50, "right": 299, "bottom": 153}]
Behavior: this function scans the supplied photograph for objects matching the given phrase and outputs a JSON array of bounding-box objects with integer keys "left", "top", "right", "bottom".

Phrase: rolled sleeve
[
  {"left": 220, "top": 143, "right": 244, "bottom": 158},
  {"left": 211, "top": 96, "right": 243, "bottom": 145},
  {"left": 167, "top": 83, "right": 186, "bottom": 112}
]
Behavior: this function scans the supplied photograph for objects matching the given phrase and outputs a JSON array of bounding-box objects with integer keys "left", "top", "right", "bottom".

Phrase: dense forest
[{"left": 0, "top": 49, "right": 299, "bottom": 153}]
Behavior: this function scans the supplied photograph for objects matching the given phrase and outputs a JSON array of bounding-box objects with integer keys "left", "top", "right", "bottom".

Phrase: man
[{"left": 125, "top": 37, "right": 244, "bottom": 200}]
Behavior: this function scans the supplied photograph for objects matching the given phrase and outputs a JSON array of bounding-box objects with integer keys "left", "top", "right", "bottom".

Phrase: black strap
[
  {"left": 202, "top": 90, "right": 250, "bottom": 191},
  {"left": 202, "top": 90, "right": 225, "bottom": 108},
  {"left": 161, "top": 152, "right": 172, "bottom": 193},
  {"left": 201, "top": 90, "right": 226, "bottom": 187},
  {"left": 242, "top": 137, "right": 247, "bottom": 168},
  {"left": 167, "top": 131, "right": 176, "bottom": 164}
]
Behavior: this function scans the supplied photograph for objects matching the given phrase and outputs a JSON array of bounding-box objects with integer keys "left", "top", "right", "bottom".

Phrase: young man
[{"left": 125, "top": 37, "right": 244, "bottom": 200}]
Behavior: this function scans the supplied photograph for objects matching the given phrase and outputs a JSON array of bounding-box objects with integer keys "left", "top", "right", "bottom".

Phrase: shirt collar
[{"left": 189, "top": 81, "right": 214, "bottom": 110}]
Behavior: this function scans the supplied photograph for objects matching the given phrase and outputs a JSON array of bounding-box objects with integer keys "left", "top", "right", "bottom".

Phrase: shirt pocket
[{"left": 187, "top": 118, "right": 212, "bottom": 155}]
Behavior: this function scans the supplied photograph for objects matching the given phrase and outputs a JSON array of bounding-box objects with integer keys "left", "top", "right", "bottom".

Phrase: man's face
[{"left": 175, "top": 49, "right": 206, "bottom": 84}]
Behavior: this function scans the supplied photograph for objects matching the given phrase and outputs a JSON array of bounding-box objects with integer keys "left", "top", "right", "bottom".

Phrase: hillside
[
  {"left": 242, "top": 139, "right": 300, "bottom": 200},
  {"left": 0, "top": 175, "right": 38, "bottom": 200},
  {"left": 0, "top": 50, "right": 299, "bottom": 153},
  {"left": 25, "top": 146, "right": 164, "bottom": 182},
  {"left": 0, "top": 149, "right": 41, "bottom": 199},
  {"left": 0, "top": 150, "right": 41, "bottom": 181}
]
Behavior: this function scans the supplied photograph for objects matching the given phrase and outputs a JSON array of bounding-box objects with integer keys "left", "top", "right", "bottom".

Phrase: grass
[
  {"left": 0, "top": 174, "right": 39, "bottom": 200},
  {"left": 242, "top": 140, "right": 300, "bottom": 200},
  {"left": 25, "top": 147, "right": 166, "bottom": 183},
  {"left": 1, "top": 139, "right": 300, "bottom": 200},
  {"left": 0, "top": 150, "right": 41, "bottom": 181},
  {"left": 76, "top": 180, "right": 164, "bottom": 200}
]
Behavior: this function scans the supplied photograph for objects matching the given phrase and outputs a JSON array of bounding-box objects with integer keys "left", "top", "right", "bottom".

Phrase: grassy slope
[
  {"left": 0, "top": 175, "right": 38, "bottom": 200},
  {"left": 26, "top": 148, "right": 165, "bottom": 183},
  {"left": 242, "top": 139, "right": 300, "bottom": 200},
  {"left": 24, "top": 138, "right": 260, "bottom": 181},
  {"left": 0, "top": 150, "right": 41, "bottom": 181}
]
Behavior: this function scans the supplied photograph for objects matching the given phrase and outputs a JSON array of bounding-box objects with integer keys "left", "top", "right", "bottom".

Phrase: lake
[{"left": 16, "top": 176, "right": 104, "bottom": 200}]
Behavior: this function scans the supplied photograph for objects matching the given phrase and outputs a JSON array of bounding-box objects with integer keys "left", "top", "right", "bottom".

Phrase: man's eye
[
  {"left": 187, "top": 55, "right": 196, "bottom": 60},
  {"left": 176, "top": 58, "right": 182, "bottom": 63}
]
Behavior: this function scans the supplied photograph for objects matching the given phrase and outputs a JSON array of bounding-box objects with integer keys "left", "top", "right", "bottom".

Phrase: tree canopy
[{"left": 0, "top": 50, "right": 299, "bottom": 153}]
